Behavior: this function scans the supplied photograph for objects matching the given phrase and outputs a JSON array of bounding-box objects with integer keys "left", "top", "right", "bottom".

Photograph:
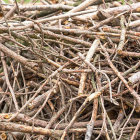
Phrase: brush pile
[{"left": 0, "top": 0, "right": 140, "bottom": 140}]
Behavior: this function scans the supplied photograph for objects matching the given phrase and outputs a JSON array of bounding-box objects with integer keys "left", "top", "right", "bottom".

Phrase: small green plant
[
  {"left": 117, "top": 0, "right": 133, "bottom": 5},
  {"left": 118, "top": 0, "right": 125, "bottom": 5}
]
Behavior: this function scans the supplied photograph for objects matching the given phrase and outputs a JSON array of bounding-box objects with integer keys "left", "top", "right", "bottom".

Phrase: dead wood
[{"left": 0, "top": 0, "right": 140, "bottom": 140}]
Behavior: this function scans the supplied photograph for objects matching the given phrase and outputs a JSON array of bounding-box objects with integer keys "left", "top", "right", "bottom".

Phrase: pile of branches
[{"left": 0, "top": 0, "right": 140, "bottom": 139}]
